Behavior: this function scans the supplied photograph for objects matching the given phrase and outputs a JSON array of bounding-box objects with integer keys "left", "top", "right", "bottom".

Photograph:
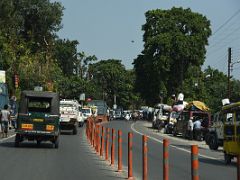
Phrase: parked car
[
  {"left": 152, "top": 104, "right": 171, "bottom": 130},
  {"left": 205, "top": 111, "right": 224, "bottom": 150},
  {"left": 165, "top": 111, "right": 179, "bottom": 134},
  {"left": 173, "top": 110, "right": 211, "bottom": 140}
]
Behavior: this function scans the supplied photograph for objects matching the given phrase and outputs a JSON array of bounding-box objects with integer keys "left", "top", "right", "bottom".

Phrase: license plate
[
  {"left": 33, "top": 118, "right": 44, "bottom": 122},
  {"left": 21, "top": 124, "right": 33, "bottom": 130},
  {"left": 46, "top": 125, "right": 54, "bottom": 131}
]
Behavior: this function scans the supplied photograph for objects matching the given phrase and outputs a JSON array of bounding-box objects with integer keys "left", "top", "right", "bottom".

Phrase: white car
[{"left": 81, "top": 107, "right": 92, "bottom": 122}]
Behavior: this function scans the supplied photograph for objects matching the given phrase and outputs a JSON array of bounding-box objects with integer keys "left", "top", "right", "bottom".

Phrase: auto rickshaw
[
  {"left": 15, "top": 90, "right": 60, "bottom": 148},
  {"left": 222, "top": 101, "right": 240, "bottom": 164}
]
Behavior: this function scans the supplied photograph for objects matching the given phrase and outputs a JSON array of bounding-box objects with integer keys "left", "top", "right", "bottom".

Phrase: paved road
[
  {"left": 103, "top": 120, "right": 237, "bottom": 180},
  {"left": 1, "top": 121, "right": 237, "bottom": 180},
  {"left": 0, "top": 127, "right": 125, "bottom": 180}
]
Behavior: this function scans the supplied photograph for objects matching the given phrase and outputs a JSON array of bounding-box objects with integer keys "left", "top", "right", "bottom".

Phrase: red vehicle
[{"left": 173, "top": 110, "right": 211, "bottom": 140}]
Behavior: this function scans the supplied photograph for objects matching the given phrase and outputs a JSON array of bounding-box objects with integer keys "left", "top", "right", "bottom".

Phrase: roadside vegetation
[{"left": 0, "top": 0, "right": 239, "bottom": 112}]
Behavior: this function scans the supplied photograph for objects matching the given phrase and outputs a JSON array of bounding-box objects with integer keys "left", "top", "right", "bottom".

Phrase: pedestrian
[
  {"left": 187, "top": 117, "right": 193, "bottom": 140},
  {"left": 193, "top": 117, "right": 202, "bottom": 141},
  {"left": 9, "top": 96, "right": 17, "bottom": 129},
  {"left": 0, "top": 104, "right": 11, "bottom": 138}
]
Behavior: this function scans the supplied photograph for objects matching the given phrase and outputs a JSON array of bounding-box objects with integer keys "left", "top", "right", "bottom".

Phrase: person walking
[
  {"left": 193, "top": 117, "right": 202, "bottom": 141},
  {"left": 0, "top": 104, "right": 11, "bottom": 138},
  {"left": 187, "top": 117, "right": 194, "bottom": 140}
]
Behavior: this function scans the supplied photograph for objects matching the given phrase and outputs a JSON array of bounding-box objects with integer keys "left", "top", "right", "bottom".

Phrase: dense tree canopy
[
  {"left": 0, "top": 2, "right": 239, "bottom": 112},
  {"left": 134, "top": 7, "right": 211, "bottom": 105}
]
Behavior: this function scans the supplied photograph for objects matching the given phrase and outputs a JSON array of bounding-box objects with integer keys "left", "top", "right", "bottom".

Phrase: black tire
[
  {"left": 173, "top": 127, "right": 177, "bottom": 136},
  {"left": 73, "top": 126, "right": 77, "bottom": 135},
  {"left": 208, "top": 134, "right": 219, "bottom": 150},
  {"left": 37, "top": 140, "right": 41, "bottom": 146},
  {"left": 205, "top": 133, "right": 211, "bottom": 145},
  {"left": 53, "top": 137, "right": 59, "bottom": 149},
  {"left": 15, "top": 134, "right": 21, "bottom": 147},
  {"left": 182, "top": 130, "right": 188, "bottom": 139},
  {"left": 224, "top": 153, "right": 232, "bottom": 165}
]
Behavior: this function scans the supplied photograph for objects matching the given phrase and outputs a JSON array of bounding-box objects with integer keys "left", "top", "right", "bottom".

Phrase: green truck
[{"left": 15, "top": 90, "right": 60, "bottom": 148}]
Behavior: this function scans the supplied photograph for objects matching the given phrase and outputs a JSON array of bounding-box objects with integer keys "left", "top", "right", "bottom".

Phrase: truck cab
[{"left": 59, "top": 99, "right": 81, "bottom": 134}]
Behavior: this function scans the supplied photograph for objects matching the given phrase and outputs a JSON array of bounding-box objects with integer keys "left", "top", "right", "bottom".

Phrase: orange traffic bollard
[
  {"left": 163, "top": 139, "right": 169, "bottom": 180},
  {"left": 94, "top": 125, "right": 98, "bottom": 152},
  {"left": 111, "top": 129, "right": 115, "bottom": 166},
  {"left": 100, "top": 126, "right": 105, "bottom": 157},
  {"left": 105, "top": 128, "right": 110, "bottom": 160},
  {"left": 143, "top": 135, "right": 148, "bottom": 180},
  {"left": 92, "top": 126, "right": 95, "bottom": 147},
  {"left": 191, "top": 145, "right": 199, "bottom": 180},
  {"left": 118, "top": 130, "right": 123, "bottom": 172},
  {"left": 128, "top": 132, "right": 134, "bottom": 179},
  {"left": 98, "top": 126, "right": 101, "bottom": 154}
]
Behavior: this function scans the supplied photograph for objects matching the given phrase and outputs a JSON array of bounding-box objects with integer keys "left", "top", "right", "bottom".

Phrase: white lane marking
[
  {"left": 131, "top": 123, "right": 221, "bottom": 160},
  {"left": 0, "top": 134, "right": 16, "bottom": 143}
]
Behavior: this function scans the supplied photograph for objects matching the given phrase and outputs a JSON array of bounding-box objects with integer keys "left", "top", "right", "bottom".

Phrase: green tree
[
  {"left": 134, "top": 7, "right": 211, "bottom": 105},
  {"left": 89, "top": 60, "right": 139, "bottom": 109}
]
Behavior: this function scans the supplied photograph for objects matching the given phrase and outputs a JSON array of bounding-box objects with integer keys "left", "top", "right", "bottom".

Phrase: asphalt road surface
[
  {"left": 103, "top": 120, "right": 237, "bottom": 180},
  {"left": 0, "top": 127, "right": 125, "bottom": 180},
  {"left": 0, "top": 121, "right": 237, "bottom": 180}
]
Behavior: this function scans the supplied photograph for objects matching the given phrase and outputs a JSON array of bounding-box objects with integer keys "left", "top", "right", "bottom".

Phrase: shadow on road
[
  {"left": 199, "top": 157, "right": 237, "bottom": 167},
  {"left": 0, "top": 141, "right": 56, "bottom": 149}
]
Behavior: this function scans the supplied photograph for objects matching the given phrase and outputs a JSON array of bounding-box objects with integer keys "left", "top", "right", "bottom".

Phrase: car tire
[
  {"left": 224, "top": 153, "right": 232, "bottom": 165},
  {"left": 53, "top": 137, "right": 59, "bottom": 149},
  {"left": 15, "top": 133, "right": 21, "bottom": 147},
  {"left": 208, "top": 134, "right": 219, "bottom": 150},
  {"left": 73, "top": 126, "right": 77, "bottom": 135}
]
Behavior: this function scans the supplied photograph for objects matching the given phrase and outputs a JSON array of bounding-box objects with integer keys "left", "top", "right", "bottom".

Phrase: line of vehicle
[{"left": 131, "top": 122, "right": 221, "bottom": 161}]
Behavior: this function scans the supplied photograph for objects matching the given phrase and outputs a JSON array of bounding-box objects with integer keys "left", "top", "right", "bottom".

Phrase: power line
[{"left": 211, "top": 8, "right": 240, "bottom": 36}]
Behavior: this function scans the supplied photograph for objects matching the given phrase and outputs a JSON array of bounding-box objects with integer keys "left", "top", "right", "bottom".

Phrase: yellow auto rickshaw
[{"left": 222, "top": 102, "right": 240, "bottom": 164}]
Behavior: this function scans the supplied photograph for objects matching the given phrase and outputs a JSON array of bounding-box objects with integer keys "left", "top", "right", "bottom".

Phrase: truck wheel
[
  {"left": 205, "top": 133, "right": 210, "bottom": 145},
  {"left": 15, "top": 134, "right": 21, "bottom": 147},
  {"left": 73, "top": 126, "right": 77, "bottom": 135},
  {"left": 208, "top": 134, "right": 219, "bottom": 150},
  {"left": 224, "top": 153, "right": 232, "bottom": 165}
]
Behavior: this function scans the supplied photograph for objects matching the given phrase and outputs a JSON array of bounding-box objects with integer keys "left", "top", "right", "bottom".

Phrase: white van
[{"left": 81, "top": 107, "right": 93, "bottom": 122}]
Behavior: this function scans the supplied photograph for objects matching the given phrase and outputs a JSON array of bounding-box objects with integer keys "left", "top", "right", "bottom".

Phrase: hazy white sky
[{"left": 55, "top": 0, "right": 240, "bottom": 79}]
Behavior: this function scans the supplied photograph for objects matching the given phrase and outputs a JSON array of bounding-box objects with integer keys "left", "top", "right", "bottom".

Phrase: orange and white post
[
  {"left": 143, "top": 135, "right": 148, "bottom": 180},
  {"left": 111, "top": 129, "right": 115, "bottom": 166},
  {"left": 118, "top": 130, "right": 123, "bottom": 172},
  {"left": 128, "top": 132, "right": 134, "bottom": 179},
  {"left": 100, "top": 126, "right": 105, "bottom": 157},
  {"left": 191, "top": 145, "right": 199, "bottom": 180},
  {"left": 163, "top": 139, "right": 169, "bottom": 180},
  {"left": 105, "top": 128, "right": 110, "bottom": 161}
]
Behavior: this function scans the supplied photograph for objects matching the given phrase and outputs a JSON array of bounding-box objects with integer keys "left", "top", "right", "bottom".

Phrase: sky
[{"left": 54, "top": 0, "right": 240, "bottom": 79}]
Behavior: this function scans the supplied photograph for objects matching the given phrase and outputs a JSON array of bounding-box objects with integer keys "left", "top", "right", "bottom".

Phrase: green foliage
[
  {"left": 89, "top": 60, "right": 140, "bottom": 109},
  {"left": 134, "top": 7, "right": 211, "bottom": 106}
]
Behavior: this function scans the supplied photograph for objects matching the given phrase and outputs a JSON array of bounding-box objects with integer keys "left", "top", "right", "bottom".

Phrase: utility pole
[{"left": 227, "top": 47, "right": 232, "bottom": 99}]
